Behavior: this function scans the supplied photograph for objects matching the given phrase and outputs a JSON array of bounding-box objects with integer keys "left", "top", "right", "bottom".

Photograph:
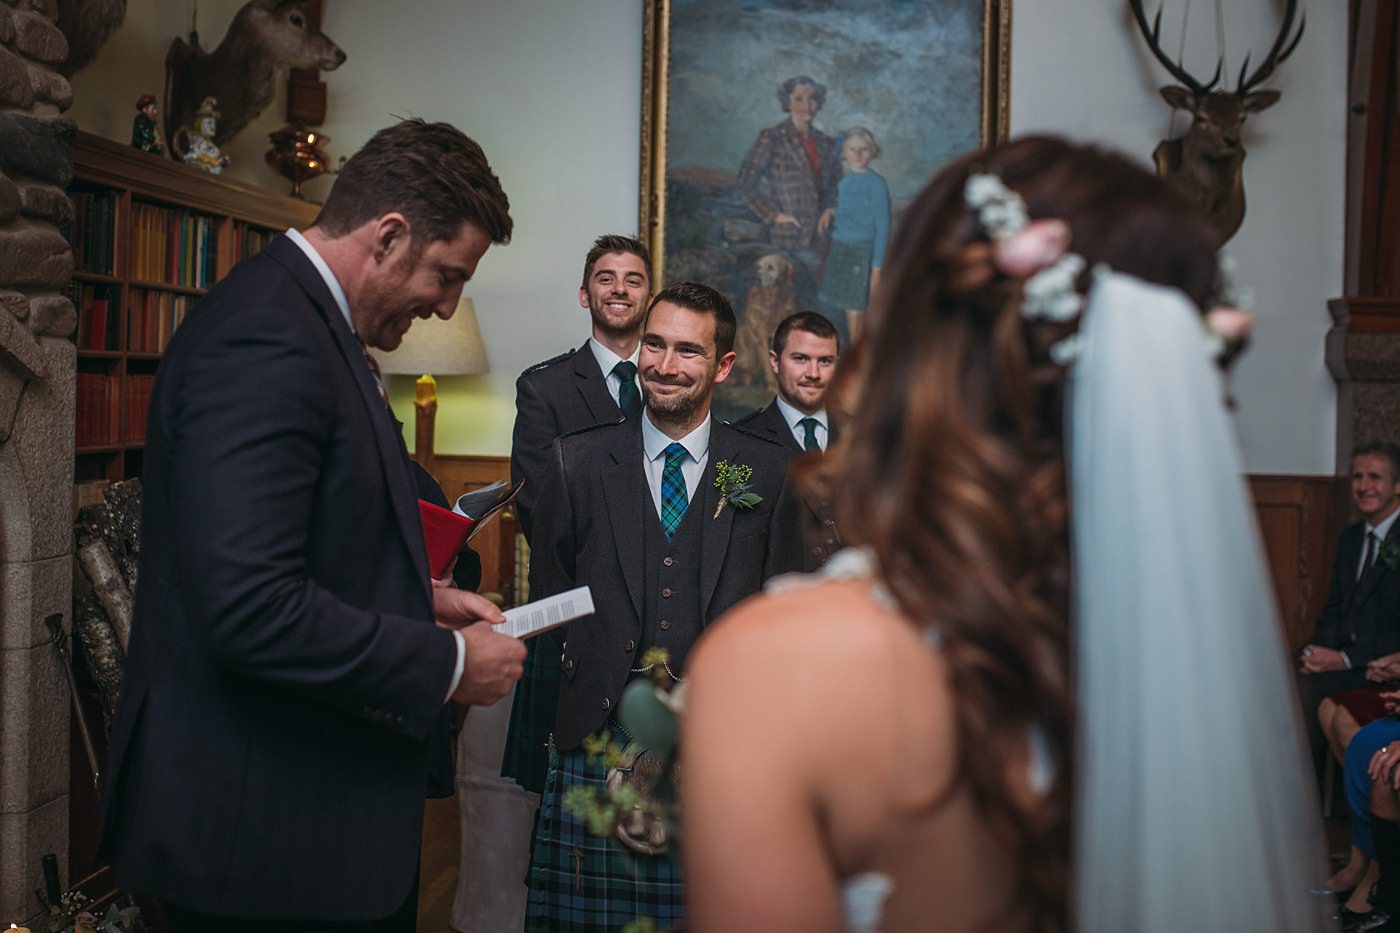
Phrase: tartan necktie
[
  {"left": 659, "top": 442, "right": 689, "bottom": 539},
  {"left": 361, "top": 344, "right": 389, "bottom": 408},
  {"left": 613, "top": 360, "right": 641, "bottom": 420},
  {"left": 798, "top": 416, "right": 820, "bottom": 452}
]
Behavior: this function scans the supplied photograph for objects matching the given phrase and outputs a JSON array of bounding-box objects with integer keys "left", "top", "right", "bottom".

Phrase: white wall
[
  {"left": 1011, "top": 0, "right": 1346, "bottom": 475},
  {"left": 319, "top": 0, "right": 645, "bottom": 456},
  {"left": 65, "top": 0, "right": 1347, "bottom": 473}
]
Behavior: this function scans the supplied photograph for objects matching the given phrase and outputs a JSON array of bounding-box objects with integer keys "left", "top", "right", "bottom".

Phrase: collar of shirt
[
  {"left": 285, "top": 227, "right": 355, "bottom": 337},
  {"left": 774, "top": 395, "right": 827, "bottom": 449},
  {"left": 641, "top": 412, "right": 711, "bottom": 519},
  {"left": 1368, "top": 509, "right": 1400, "bottom": 550},
  {"left": 588, "top": 338, "right": 641, "bottom": 406}
]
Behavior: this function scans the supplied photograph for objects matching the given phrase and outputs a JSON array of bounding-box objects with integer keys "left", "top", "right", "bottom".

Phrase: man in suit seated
[
  {"left": 524, "top": 283, "right": 799, "bottom": 931},
  {"left": 738, "top": 310, "right": 843, "bottom": 570},
  {"left": 1300, "top": 442, "right": 1400, "bottom": 746}
]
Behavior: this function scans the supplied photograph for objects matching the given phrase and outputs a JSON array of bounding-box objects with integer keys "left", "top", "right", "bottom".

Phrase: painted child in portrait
[{"left": 816, "top": 126, "right": 890, "bottom": 343}]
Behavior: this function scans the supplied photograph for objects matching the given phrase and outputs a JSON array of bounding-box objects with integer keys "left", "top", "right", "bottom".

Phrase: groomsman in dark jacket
[
  {"left": 97, "top": 120, "right": 526, "bottom": 931},
  {"left": 1300, "top": 442, "right": 1400, "bottom": 745},
  {"left": 504, "top": 234, "right": 652, "bottom": 795},
  {"left": 524, "top": 283, "right": 800, "bottom": 931},
  {"left": 510, "top": 235, "right": 652, "bottom": 540},
  {"left": 738, "top": 311, "right": 844, "bottom": 570}
]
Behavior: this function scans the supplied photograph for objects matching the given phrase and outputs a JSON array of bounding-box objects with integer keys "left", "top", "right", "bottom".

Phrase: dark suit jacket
[
  {"left": 510, "top": 343, "right": 622, "bottom": 542},
  {"left": 98, "top": 236, "right": 458, "bottom": 920},
  {"left": 1311, "top": 519, "right": 1400, "bottom": 668},
  {"left": 737, "top": 401, "right": 844, "bottom": 572},
  {"left": 530, "top": 418, "right": 800, "bottom": 749}
]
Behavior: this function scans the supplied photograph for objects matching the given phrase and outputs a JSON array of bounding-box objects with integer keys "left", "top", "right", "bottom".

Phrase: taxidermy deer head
[
  {"left": 1128, "top": 0, "right": 1304, "bottom": 244},
  {"left": 164, "top": 0, "right": 346, "bottom": 151}
]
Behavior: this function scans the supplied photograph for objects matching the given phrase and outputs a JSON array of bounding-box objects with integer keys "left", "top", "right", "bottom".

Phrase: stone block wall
[{"left": 0, "top": 0, "right": 76, "bottom": 921}]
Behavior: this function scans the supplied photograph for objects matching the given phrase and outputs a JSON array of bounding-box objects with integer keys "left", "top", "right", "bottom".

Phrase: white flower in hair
[
  {"left": 964, "top": 173, "right": 1027, "bottom": 240},
  {"left": 1023, "top": 254, "right": 1086, "bottom": 322}
]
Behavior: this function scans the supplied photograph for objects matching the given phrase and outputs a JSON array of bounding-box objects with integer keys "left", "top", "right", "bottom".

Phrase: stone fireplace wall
[{"left": 0, "top": 0, "right": 77, "bottom": 921}]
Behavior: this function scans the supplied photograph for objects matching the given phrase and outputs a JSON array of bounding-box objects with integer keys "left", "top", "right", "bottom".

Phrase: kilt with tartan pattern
[
  {"left": 525, "top": 732, "right": 685, "bottom": 931},
  {"left": 502, "top": 637, "right": 561, "bottom": 795}
]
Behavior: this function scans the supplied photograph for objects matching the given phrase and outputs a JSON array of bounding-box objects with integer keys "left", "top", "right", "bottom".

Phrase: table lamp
[{"left": 370, "top": 297, "right": 488, "bottom": 473}]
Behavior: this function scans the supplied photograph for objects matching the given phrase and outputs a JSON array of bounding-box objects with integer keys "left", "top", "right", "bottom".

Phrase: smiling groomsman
[
  {"left": 524, "top": 283, "right": 800, "bottom": 931},
  {"left": 738, "top": 311, "right": 845, "bottom": 570}
]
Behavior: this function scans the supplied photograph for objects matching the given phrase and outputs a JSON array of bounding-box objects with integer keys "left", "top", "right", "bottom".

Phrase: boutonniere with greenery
[
  {"left": 712, "top": 460, "right": 762, "bottom": 518},
  {"left": 1380, "top": 536, "right": 1400, "bottom": 572}
]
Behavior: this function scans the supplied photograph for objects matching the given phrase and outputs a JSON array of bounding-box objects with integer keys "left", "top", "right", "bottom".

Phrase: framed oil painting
[{"left": 640, "top": 0, "right": 1011, "bottom": 420}]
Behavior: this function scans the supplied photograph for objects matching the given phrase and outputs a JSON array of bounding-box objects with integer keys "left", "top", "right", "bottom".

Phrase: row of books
[
  {"left": 65, "top": 282, "right": 122, "bottom": 352},
  {"left": 65, "top": 189, "right": 118, "bottom": 275},
  {"left": 129, "top": 203, "right": 219, "bottom": 289},
  {"left": 75, "top": 373, "right": 155, "bottom": 447},
  {"left": 127, "top": 290, "right": 194, "bottom": 354},
  {"left": 232, "top": 223, "right": 278, "bottom": 265}
]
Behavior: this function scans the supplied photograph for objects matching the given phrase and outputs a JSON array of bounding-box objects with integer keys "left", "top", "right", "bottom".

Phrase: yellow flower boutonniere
[{"left": 712, "top": 460, "right": 762, "bottom": 518}]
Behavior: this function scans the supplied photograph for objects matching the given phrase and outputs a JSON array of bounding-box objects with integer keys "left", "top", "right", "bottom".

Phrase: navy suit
[
  {"left": 1305, "top": 519, "right": 1400, "bottom": 698},
  {"left": 98, "top": 236, "right": 457, "bottom": 920}
]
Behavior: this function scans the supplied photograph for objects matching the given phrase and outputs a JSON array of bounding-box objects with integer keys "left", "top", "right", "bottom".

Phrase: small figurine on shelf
[
  {"left": 129, "top": 95, "right": 166, "bottom": 155},
  {"left": 171, "top": 96, "right": 230, "bottom": 174}
]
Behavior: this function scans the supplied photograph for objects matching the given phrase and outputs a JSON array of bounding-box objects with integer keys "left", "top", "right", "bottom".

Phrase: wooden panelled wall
[
  {"left": 1250, "top": 475, "right": 1350, "bottom": 651},
  {"left": 433, "top": 456, "right": 1347, "bottom": 651},
  {"left": 432, "top": 455, "right": 520, "bottom": 605}
]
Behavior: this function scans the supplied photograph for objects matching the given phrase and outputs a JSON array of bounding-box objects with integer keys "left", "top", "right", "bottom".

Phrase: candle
[{"left": 10, "top": 924, "right": 32, "bottom": 933}]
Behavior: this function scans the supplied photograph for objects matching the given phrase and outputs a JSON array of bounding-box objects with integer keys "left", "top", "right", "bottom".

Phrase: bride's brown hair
[{"left": 831, "top": 136, "right": 1220, "bottom": 931}]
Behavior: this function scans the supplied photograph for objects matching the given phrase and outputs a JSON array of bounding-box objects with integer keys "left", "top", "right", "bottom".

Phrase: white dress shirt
[
  {"left": 588, "top": 338, "right": 642, "bottom": 408},
  {"left": 775, "top": 396, "right": 829, "bottom": 451},
  {"left": 641, "top": 412, "right": 711, "bottom": 519}
]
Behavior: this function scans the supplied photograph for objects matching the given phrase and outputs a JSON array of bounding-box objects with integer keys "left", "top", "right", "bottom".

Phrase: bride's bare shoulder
[{"left": 688, "top": 574, "right": 941, "bottom": 701}]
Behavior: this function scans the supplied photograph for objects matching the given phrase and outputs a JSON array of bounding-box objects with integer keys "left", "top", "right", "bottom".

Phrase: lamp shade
[{"left": 370, "top": 297, "right": 489, "bottom": 376}]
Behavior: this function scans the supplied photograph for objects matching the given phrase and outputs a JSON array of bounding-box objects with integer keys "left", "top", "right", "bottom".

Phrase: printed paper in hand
[{"left": 500, "top": 586, "right": 594, "bottom": 639}]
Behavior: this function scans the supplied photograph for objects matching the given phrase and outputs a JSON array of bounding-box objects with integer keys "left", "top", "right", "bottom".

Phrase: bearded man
[{"left": 523, "top": 282, "right": 800, "bottom": 931}]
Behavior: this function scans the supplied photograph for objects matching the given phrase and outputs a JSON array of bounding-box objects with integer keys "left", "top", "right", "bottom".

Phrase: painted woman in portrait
[{"left": 735, "top": 75, "right": 842, "bottom": 279}]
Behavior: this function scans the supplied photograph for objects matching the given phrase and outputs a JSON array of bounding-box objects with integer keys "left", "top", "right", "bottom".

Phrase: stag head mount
[
  {"left": 1129, "top": 0, "right": 1305, "bottom": 244},
  {"left": 165, "top": 0, "right": 346, "bottom": 152}
]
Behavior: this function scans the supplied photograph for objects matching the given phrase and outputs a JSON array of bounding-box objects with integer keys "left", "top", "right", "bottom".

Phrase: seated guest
[
  {"left": 1301, "top": 442, "right": 1400, "bottom": 748},
  {"left": 737, "top": 310, "right": 844, "bottom": 570},
  {"left": 1316, "top": 656, "right": 1400, "bottom": 907},
  {"left": 1340, "top": 712, "right": 1400, "bottom": 930}
]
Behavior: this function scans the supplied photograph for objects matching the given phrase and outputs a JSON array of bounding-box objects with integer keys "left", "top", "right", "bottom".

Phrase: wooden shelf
[
  {"left": 68, "top": 130, "right": 320, "bottom": 480},
  {"left": 128, "top": 280, "right": 207, "bottom": 296}
]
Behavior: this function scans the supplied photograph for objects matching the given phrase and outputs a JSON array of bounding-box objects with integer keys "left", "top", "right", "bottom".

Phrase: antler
[
  {"left": 1236, "top": 0, "right": 1306, "bottom": 94},
  {"left": 1127, "top": 0, "right": 1222, "bottom": 94}
]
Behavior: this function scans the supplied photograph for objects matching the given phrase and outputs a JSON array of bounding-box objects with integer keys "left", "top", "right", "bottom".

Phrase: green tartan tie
[
  {"left": 799, "top": 416, "right": 820, "bottom": 451},
  {"left": 613, "top": 360, "right": 641, "bottom": 420},
  {"left": 659, "top": 442, "right": 689, "bottom": 539}
]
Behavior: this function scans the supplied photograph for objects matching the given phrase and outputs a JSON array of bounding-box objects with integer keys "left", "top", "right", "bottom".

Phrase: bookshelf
[{"left": 67, "top": 131, "right": 320, "bottom": 503}]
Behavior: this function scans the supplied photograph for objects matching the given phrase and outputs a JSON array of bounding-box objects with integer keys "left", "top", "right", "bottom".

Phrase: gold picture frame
[{"left": 639, "top": 0, "right": 1012, "bottom": 419}]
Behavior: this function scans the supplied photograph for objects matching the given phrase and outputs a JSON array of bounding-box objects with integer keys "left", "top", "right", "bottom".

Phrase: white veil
[{"left": 1068, "top": 271, "right": 1331, "bottom": 932}]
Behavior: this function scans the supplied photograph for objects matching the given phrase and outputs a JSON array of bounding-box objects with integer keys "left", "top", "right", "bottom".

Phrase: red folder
[
  {"left": 418, "top": 480, "right": 522, "bottom": 578},
  {"left": 419, "top": 500, "right": 476, "bottom": 579}
]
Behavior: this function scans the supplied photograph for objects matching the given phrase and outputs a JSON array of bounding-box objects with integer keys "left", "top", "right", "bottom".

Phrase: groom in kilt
[{"left": 525, "top": 282, "right": 800, "bottom": 930}]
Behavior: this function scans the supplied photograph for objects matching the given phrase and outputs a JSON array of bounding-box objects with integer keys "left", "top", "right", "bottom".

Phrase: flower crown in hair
[
  {"left": 963, "top": 172, "right": 1254, "bottom": 364},
  {"left": 965, "top": 172, "right": 1087, "bottom": 361}
]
